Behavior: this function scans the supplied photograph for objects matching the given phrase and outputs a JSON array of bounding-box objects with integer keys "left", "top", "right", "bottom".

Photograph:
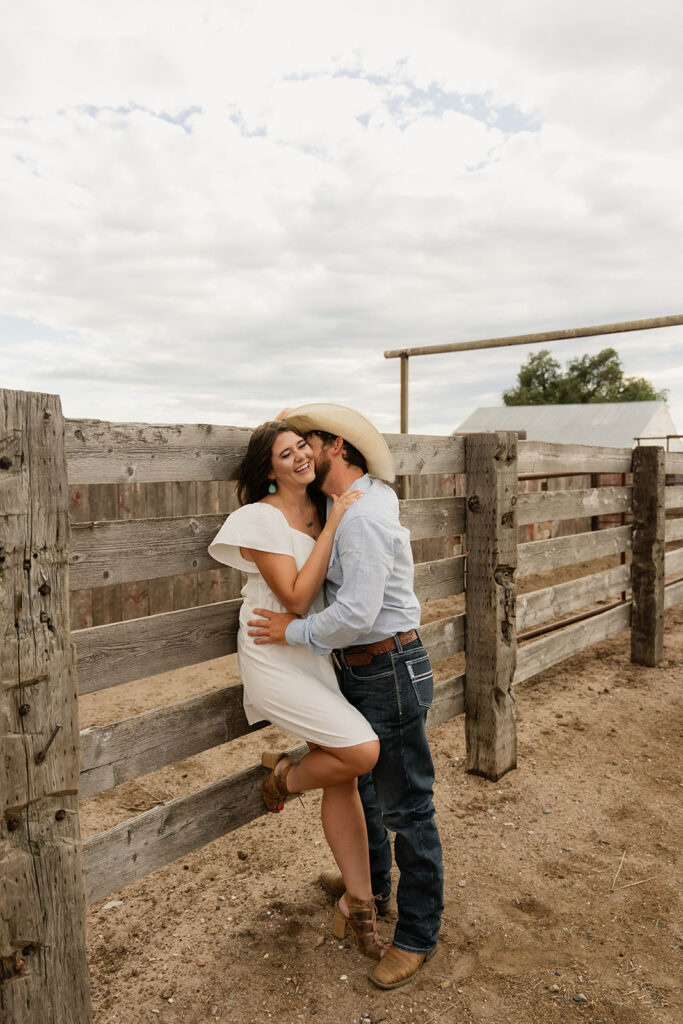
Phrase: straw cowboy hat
[{"left": 284, "top": 403, "right": 395, "bottom": 483}]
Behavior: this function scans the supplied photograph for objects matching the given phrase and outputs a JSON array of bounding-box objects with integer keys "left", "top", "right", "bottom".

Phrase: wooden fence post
[
  {"left": 631, "top": 445, "right": 665, "bottom": 666},
  {"left": 464, "top": 432, "right": 518, "bottom": 780},
  {"left": 1, "top": 389, "right": 92, "bottom": 1022}
]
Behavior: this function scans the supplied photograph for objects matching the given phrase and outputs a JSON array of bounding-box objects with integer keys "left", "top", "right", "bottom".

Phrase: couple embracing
[{"left": 209, "top": 404, "right": 443, "bottom": 989}]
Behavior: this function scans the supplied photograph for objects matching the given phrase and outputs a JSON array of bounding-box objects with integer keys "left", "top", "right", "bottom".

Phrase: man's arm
[{"left": 248, "top": 515, "right": 393, "bottom": 654}]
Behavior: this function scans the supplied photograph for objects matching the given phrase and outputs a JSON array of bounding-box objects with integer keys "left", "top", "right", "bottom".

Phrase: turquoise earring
[{"left": 268, "top": 481, "right": 277, "bottom": 494}]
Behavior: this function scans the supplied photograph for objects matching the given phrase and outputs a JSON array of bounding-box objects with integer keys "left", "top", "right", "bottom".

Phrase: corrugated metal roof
[{"left": 456, "top": 401, "right": 681, "bottom": 449}]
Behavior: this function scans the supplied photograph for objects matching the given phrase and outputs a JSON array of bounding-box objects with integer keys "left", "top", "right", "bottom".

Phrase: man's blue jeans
[{"left": 336, "top": 636, "right": 444, "bottom": 954}]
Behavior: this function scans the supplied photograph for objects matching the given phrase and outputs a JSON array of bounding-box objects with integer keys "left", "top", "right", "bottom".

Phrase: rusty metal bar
[
  {"left": 384, "top": 313, "right": 683, "bottom": 359},
  {"left": 517, "top": 599, "right": 628, "bottom": 643}
]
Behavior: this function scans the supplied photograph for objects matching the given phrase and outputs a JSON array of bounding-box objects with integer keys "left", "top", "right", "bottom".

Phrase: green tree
[{"left": 503, "top": 346, "right": 668, "bottom": 405}]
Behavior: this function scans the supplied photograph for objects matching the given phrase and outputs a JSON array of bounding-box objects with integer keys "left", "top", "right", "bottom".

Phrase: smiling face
[{"left": 269, "top": 430, "right": 316, "bottom": 490}]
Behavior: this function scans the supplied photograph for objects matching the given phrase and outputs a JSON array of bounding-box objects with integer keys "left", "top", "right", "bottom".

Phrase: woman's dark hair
[{"left": 234, "top": 421, "right": 326, "bottom": 522}]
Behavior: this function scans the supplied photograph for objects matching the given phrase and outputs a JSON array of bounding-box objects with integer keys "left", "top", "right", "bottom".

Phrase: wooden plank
[
  {"left": 146, "top": 482, "right": 175, "bottom": 614},
  {"left": 196, "top": 482, "right": 223, "bottom": 605},
  {"left": 74, "top": 599, "right": 241, "bottom": 695},
  {"left": 414, "top": 556, "right": 465, "bottom": 602},
  {"left": 631, "top": 447, "right": 666, "bottom": 667},
  {"left": 79, "top": 684, "right": 259, "bottom": 799},
  {"left": 665, "top": 451, "right": 683, "bottom": 475},
  {"left": 398, "top": 496, "right": 465, "bottom": 541},
  {"left": 420, "top": 614, "right": 466, "bottom": 662},
  {"left": 65, "top": 419, "right": 463, "bottom": 484},
  {"left": 83, "top": 759, "right": 283, "bottom": 904},
  {"left": 664, "top": 577, "right": 683, "bottom": 610},
  {"left": 518, "top": 524, "right": 632, "bottom": 578},
  {"left": 68, "top": 483, "right": 93, "bottom": 630},
  {"left": 666, "top": 517, "right": 683, "bottom": 543},
  {"left": 82, "top": 669, "right": 465, "bottom": 905},
  {"left": 118, "top": 482, "right": 150, "bottom": 621},
  {"left": 426, "top": 673, "right": 465, "bottom": 728},
  {"left": 385, "top": 433, "right": 465, "bottom": 475},
  {"left": 665, "top": 546, "right": 683, "bottom": 577},
  {"left": 172, "top": 481, "right": 198, "bottom": 610},
  {"left": 69, "top": 513, "right": 226, "bottom": 589},
  {"left": 88, "top": 484, "right": 122, "bottom": 625},
  {"left": 0, "top": 389, "right": 92, "bottom": 1021},
  {"left": 73, "top": 599, "right": 464, "bottom": 697},
  {"left": 516, "top": 564, "right": 631, "bottom": 632},
  {"left": 65, "top": 419, "right": 253, "bottom": 484},
  {"left": 514, "top": 603, "right": 631, "bottom": 686},
  {"left": 517, "top": 486, "right": 631, "bottom": 527},
  {"left": 518, "top": 440, "right": 632, "bottom": 476},
  {"left": 665, "top": 485, "right": 683, "bottom": 508},
  {"left": 464, "top": 432, "right": 518, "bottom": 780}
]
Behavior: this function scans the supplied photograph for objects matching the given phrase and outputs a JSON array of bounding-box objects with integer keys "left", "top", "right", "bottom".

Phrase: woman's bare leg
[
  {"left": 320, "top": 779, "right": 373, "bottom": 900},
  {"left": 273, "top": 740, "right": 380, "bottom": 902},
  {"left": 282, "top": 740, "right": 378, "bottom": 792}
]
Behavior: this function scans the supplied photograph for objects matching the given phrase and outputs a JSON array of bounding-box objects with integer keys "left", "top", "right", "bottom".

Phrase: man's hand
[{"left": 247, "top": 608, "right": 296, "bottom": 644}]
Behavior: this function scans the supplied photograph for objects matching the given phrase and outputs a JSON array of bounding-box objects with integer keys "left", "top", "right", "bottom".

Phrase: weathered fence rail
[{"left": 2, "top": 387, "right": 683, "bottom": 1023}]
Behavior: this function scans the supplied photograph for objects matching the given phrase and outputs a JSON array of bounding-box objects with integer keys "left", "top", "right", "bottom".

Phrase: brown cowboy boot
[{"left": 370, "top": 944, "right": 438, "bottom": 989}]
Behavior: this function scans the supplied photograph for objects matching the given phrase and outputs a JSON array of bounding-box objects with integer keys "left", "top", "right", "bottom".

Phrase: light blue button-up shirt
[{"left": 285, "top": 474, "right": 421, "bottom": 656}]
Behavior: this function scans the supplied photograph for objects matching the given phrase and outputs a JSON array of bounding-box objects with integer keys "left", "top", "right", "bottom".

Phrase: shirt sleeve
[
  {"left": 285, "top": 513, "right": 393, "bottom": 654},
  {"left": 208, "top": 504, "right": 295, "bottom": 573}
]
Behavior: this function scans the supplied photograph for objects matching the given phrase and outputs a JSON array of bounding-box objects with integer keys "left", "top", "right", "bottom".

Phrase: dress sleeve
[{"left": 208, "top": 504, "right": 295, "bottom": 572}]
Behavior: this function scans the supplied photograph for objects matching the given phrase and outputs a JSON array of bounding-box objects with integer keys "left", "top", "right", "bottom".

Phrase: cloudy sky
[{"left": 2, "top": 0, "right": 682, "bottom": 436}]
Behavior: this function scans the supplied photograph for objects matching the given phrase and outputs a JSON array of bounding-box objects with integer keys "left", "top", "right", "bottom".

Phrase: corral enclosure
[{"left": 2, "top": 387, "right": 683, "bottom": 1023}]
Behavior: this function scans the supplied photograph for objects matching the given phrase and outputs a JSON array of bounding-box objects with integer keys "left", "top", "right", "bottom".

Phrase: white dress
[{"left": 208, "top": 502, "right": 377, "bottom": 748}]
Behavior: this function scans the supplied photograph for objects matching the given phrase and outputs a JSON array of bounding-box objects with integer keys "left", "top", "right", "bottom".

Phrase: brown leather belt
[{"left": 342, "top": 629, "right": 419, "bottom": 666}]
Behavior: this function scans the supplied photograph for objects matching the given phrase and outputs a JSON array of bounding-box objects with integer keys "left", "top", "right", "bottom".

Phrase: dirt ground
[{"left": 81, "top": 592, "right": 682, "bottom": 1024}]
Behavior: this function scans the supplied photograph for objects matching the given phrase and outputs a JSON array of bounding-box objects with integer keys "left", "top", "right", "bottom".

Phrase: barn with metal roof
[{"left": 456, "top": 400, "right": 682, "bottom": 450}]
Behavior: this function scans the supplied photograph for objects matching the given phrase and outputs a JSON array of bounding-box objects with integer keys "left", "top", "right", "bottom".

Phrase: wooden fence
[{"left": 2, "top": 387, "right": 683, "bottom": 1022}]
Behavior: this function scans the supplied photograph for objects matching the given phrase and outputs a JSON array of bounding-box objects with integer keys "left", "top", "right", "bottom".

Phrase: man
[{"left": 248, "top": 403, "right": 443, "bottom": 989}]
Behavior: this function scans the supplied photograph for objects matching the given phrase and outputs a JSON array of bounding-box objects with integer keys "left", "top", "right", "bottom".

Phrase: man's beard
[{"left": 314, "top": 451, "right": 332, "bottom": 487}]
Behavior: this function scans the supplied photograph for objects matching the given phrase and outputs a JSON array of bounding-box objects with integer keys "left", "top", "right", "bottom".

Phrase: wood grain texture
[
  {"left": 464, "top": 432, "right": 517, "bottom": 780},
  {"left": 665, "top": 517, "right": 683, "bottom": 543},
  {"left": 0, "top": 389, "right": 92, "bottom": 1023},
  {"left": 385, "top": 433, "right": 465, "bottom": 475},
  {"left": 516, "top": 564, "right": 631, "bottom": 632},
  {"left": 65, "top": 420, "right": 253, "bottom": 484},
  {"left": 665, "top": 485, "right": 683, "bottom": 508},
  {"left": 414, "top": 556, "right": 465, "bottom": 601},
  {"left": 665, "top": 546, "right": 683, "bottom": 577},
  {"left": 79, "top": 684, "right": 260, "bottom": 799},
  {"left": 664, "top": 577, "right": 683, "bottom": 610},
  {"left": 65, "top": 420, "right": 465, "bottom": 484},
  {"left": 515, "top": 603, "right": 631, "bottom": 685},
  {"left": 73, "top": 601, "right": 462, "bottom": 698},
  {"left": 398, "top": 496, "right": 465, "bottom": 541},
  {"left": 517, "top": 486, "right": 632, "bottom": 526},
  {"left": 631, "top": 447, "right": 666, "bottom": 666},
  {"left": 518, "top": 524, "right": 632, "bottom": 578},
  {"left": 518, "top": 440, "right": 632, "bottom": 476},
  {"left": 69, "top": 513, "right": 231, "bottom": 589},
  {"left": 665, "top": 452, "right": 683, "bottom": 475},
  {"left": 74, "top": 599, "right": 241, "bottom": 695}
]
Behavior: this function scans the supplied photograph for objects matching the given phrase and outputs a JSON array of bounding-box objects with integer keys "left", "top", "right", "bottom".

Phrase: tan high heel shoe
[
  {"left": 261, "top": 750, "right": 293, "bottom": 812},
  {"left": 332, "top": 891, "right": 389, "bottom": 960}
]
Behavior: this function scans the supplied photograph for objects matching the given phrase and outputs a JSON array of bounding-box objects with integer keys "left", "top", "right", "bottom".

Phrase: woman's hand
[{"left": 325, "top": 489, "right": 363, "bottom": 532}]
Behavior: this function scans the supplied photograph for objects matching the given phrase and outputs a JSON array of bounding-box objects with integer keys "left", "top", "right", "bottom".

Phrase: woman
[{"left": 209, "top": 420, "right": 387, "bottom": 960}]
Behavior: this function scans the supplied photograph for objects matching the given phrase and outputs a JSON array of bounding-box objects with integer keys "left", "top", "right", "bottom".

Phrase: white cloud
[{"left": 1, "top": 1, "right": 682, "bottom": 437}]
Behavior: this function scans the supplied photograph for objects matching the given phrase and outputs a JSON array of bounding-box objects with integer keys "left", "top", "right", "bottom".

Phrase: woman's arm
[{"left": 242, "top": 490, "right": 361, "bottom": 615}]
